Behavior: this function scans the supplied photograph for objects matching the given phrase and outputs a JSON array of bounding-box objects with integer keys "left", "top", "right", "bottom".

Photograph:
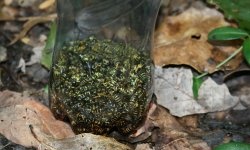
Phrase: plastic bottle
[{"left": 50, "top": 0, "right": 161, "bottom": 135}]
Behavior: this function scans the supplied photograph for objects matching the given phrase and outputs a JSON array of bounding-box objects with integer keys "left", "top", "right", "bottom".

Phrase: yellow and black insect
[{"left": 50, "top": 36, "right": 151, "bottom": 135}]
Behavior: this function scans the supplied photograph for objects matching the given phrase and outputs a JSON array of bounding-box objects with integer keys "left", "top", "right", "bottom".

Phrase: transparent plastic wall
[{"left": 50, "top": 0, "right": 161, "bottom": 135}]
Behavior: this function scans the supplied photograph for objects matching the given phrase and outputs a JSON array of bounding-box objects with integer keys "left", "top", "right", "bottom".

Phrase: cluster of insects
[{"left": 50, "top": 36, "right": 151, "bottom": 135}]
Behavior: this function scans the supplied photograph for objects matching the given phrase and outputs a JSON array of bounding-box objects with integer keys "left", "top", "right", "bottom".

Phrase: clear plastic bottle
[{"left": 50, "top": 0, "right": 161, "bottom": 135}]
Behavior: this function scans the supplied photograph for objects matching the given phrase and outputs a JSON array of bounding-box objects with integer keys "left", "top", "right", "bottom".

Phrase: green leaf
[
  {"left": 208, "top": 26, "right": 249, "bottom": 41},
  {"left": 43, "top": 84, "right": 48, "bottom": 94},
  {"left": 41, "top": 21, "right": 56, "bottom": 70},
  {"left": 243, "top": 37, "right": 250, "bottom": 65},
  {"left": 208, "top": 0, "right": 250, "bottom": 33},
  {"left": 214, "top": 142, "right": 250, "bottom": 150},
  {"left": 192, "top": 77, "right": 203, "bottom": 100}
]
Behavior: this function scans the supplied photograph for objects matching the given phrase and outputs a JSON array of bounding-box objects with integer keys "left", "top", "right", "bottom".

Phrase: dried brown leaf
[
  {"left": 151, "top": 106, "right": 186, "bottom": 140},
  {"left": 153, "top": 7, "right": 242, "bottom": 73},
  {"left": 177, "top": 115, "right": 198, "bottom": 129},
  {"left": 0, "top": 105, "right": 41, "bottom": 147},
  {"left": 22, "top": 100, "right": 75, "bottom": 139},
  {"left": 0, "top": 90, "right": 75, "bottom": 148},
  {"left": 135, "top": 144, "right": 152, "bottom": 150},
  {"left": 151, "top": 106, "right": 211, "bottom": 150},
  {"left": 38, "top": 133, "right": 131, "bottom": 150},
  {"left": 0, "top": 89, "right": 26, "bottom": 106},
  {"left": 0, "top": 6, "right": 17, "bottom": 21},
  {"left": 163, "top": 138, "right": 195, "bottom": 150}
]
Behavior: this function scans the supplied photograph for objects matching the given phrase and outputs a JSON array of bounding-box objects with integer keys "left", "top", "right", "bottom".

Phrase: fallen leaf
[
  {"left": 151, "top": 106, "right": 190, "bottom": 150},
  {"left": 16, "top": 58, "right": 26, "bottom": 73},
  {"left": 38, "top": 133, "right": 131, "bottom": 150},
  {"left": 0, "top": 90, "right": 27, "bottom": 106},
  {"left": 151, "top": 106, "right": 211, "bottom": 150},
  {"left": 0, "top": 90, "right": 75, "bottom": 148},
  {"left": 135, "top": 144, "right": 152, "bottom": 150},
  {"left": 192, "top": 142, "right": 212, "bottom": 150},
  {"left": 154, "top": 67, "right": 239, "bottom": 117},
  {"left": 26, "top": 45, "right": 44, "bottom": 66},
  {"left": 153, "top": 7, "right": 242, "bottom": 73},
  {"left": 22, "top": 100, "right": 75, "bottom": 139},
  {"left": 0, "top": 6, "right": 18, "bottom": 21},
  {"left": 162, "top": 138, "right": 195, "bottom": 150},
  {"left": 177, "top": 115, "right": 198, "bottom": 129}
]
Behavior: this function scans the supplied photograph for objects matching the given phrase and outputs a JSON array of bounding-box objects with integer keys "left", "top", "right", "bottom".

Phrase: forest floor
[{"left": 0, "top": 0, "right": 250, "bottom": 150}]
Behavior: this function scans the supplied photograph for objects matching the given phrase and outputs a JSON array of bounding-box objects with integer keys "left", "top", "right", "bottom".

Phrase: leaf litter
[
  {"left": 0, "top": 90, "right": 132, "bottom": 150},
  {"left": 154, "top": 67, "right": 239, "bottom": 117},
  {"left": 8, "top": 14, "right": 57, "bottom": 45},
  {"left": 153, "top": 7, "right": 242, "bottom": 73},
  {"left": 38, "top": 133, "right": 131, "bottom": 150},
  {"left": 150, "top": 106, "right": 211, "bottom": 150},
  {"left": 0, "top": 0, "right": 249, "bottom": 149},
  {"left": 0, "top": 90, "right": 75, "bottom": 148}
]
